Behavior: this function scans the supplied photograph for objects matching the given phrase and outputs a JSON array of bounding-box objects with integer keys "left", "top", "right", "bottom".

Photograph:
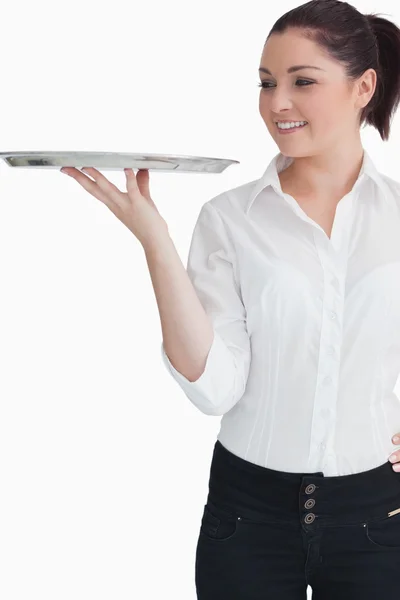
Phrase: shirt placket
[{"left": 308, "top": 188, "right": 358, "bottom": 472}]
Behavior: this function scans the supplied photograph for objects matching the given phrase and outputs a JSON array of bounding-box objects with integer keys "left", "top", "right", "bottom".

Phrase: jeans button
[
  {"left": 304, "top": 513, "right": 316, "bottom": 524},
  {"left": 305, "top": 498, "right": 315, "bottom": 509},
  {"left": 305, "top": 484, "right": 316, "bottom": 494}
]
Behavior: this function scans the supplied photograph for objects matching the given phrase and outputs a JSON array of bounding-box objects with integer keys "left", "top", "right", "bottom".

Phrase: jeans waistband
[{"left": 207, "top": 440, "right": 400, "bottom": 528}]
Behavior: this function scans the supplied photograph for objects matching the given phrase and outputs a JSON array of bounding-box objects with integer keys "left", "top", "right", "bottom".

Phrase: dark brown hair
[{"left": 266, "top": 0, "right": 400, "bottom": 141}]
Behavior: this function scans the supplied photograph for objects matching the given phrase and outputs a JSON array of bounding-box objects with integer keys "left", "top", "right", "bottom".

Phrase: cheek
[
  {"left": 305, "top": 99, "right": 340, "bottom": 130},
  {"left": 307, "top": 88, "right": 350, "bottom": 125},
  {"left": 259, "top": 94, "right": 268, "bottom": 113}
]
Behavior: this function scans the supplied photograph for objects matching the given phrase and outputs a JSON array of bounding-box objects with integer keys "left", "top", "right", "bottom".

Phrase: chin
[{"left": 275, "top": 144, "right": 299, "bottom": 155}]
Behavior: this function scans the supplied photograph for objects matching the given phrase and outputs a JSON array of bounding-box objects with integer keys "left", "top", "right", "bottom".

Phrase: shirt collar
[{"left": 245, "top": 149, "right": 387, "bottom": 215}]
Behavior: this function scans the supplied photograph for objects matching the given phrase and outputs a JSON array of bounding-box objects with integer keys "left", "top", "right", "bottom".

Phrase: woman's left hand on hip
[{"left": 389, "top": 433, "right": 400, "bottom": 471}]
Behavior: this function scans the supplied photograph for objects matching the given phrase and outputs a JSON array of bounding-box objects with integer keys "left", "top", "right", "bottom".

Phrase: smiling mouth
[
  {"left": 275, "top": 122, "right": 309, "bottom": 134},
  {"left": 276, "top": 122, "right": 308, "bottom": 128}
]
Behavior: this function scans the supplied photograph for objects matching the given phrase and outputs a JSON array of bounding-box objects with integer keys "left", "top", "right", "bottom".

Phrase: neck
[{"left": 281, "top": 141, "right": 365, "bottom": 199}]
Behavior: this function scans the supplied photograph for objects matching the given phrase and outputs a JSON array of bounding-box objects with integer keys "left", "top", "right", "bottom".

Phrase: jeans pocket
[
  {"left": 199, "top": 503, "right": 240, "bottom": 542},
  {"left": 364, "top": 508, "right": 400, "bottom": 549}
]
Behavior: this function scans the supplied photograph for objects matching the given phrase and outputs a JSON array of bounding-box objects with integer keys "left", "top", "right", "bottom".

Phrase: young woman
[{"left": 62, "top": 0, "right": 400, "bottom": 596}]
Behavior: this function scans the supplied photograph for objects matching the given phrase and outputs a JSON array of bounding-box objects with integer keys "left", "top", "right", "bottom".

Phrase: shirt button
[
  {"left": 329, "top": 311, "right": 337, "bottom": 320},
  {"left": 319, "top": 442, "right": 326, "bottom": 451},
  {"left": 323, "top": 376, "right": 332, "bottom": 385},
  {"left": 326, "top": 347, "right": 335, "bottom": 356}
]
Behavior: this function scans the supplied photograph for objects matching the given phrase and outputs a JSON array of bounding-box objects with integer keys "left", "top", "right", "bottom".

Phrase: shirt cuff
[{"left": 160, "top": 330, "right": 236, "bottom": 415}]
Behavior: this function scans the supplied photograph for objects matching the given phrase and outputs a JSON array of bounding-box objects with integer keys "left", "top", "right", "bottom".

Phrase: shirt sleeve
[{"left": 161, "top": 200, "right": 251, "bottom": 416}]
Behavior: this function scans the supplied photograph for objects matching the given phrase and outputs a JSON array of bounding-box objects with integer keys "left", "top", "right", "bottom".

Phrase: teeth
[{"left": 277, "top": 121, "right": 308, "bottom": 129}]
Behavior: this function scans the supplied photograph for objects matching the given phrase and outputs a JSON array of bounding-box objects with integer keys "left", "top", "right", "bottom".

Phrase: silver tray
[{"left": 0, "top": 151, "right": 239, "bottom": 174}]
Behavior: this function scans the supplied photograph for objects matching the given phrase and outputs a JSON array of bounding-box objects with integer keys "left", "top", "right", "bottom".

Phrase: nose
[{"left": 263, "top": 86, "right": 294, "bottom": 113}]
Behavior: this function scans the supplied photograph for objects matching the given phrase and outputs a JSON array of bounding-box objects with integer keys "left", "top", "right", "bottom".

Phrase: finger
[
  {"left": 81, "top": 167, "right": 127, "bottom": 207},
  {"left": 135, "top": 169, "right": 151, "bottom": 200},
  {"left": 126, "top": 168, "right": 159, "bottom": 212},
  {"left": 389, "top": 452, "right": 400, "bottom": 470},
  {"left": 392, "top": 433, "right": 400, "bottom": 444},
  {"left": 125, "top": 168, "right": 147, "bottom": 199},
  {"left": 61, "top": 167, "right": 122, "bottom": 213}
]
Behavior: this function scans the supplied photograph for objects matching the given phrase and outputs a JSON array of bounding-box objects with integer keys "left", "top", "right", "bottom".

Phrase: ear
[{"left": 354, "top": 68, "right": 377, "bottom": 110}]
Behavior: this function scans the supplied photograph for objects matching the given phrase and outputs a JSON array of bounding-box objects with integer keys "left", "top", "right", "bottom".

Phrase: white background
[{"left": 0, "top": 0, "right": 399, "bottom": 598}]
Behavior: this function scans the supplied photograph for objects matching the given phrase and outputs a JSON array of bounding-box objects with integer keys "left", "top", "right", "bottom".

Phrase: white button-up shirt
[{"left": 161, "top": 149, "right": 400, "bottom": 476}]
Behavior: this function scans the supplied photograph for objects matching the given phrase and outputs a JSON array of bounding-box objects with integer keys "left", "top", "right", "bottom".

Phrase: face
[{"left": 258, "top": 29, "right": 376, "bottom": 157}]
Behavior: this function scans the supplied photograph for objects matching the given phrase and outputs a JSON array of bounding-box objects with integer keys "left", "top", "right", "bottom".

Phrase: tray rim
[{"left": 0, "top": 150, "right": 240, "bottom": 164}]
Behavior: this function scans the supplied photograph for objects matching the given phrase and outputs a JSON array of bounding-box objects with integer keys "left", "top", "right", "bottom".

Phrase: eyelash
[{"left": 258, "top": 80, "right": 314, "bottom": 89}]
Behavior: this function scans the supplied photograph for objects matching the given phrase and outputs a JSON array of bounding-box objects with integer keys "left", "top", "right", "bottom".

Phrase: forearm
[{"left": 143, "top": 234, "right": 214, "bottom": 382}]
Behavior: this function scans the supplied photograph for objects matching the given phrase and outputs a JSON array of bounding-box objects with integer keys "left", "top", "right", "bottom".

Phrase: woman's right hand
[{"left": 60, "top": 166, "right": 169, "bottom": 247}]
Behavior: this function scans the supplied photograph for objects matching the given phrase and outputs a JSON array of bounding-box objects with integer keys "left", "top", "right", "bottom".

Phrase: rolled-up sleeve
[{"left": 161, "top": 200, "right": 251, "bottom": 416}]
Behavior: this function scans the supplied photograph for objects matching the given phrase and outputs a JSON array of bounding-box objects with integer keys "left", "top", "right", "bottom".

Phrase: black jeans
[{"left": 195, "top": 440, "right": 400, "bottom": 599}]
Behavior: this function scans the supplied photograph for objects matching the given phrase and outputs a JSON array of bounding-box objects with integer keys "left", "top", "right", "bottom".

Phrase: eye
[{"left": 258, "top": 80, "right": 314, "bottom": 89}]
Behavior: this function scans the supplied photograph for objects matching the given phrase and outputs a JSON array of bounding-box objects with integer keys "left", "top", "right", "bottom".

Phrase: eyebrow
[{"left": 258, "top": 65, "right": 325, "bottom": 75}]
